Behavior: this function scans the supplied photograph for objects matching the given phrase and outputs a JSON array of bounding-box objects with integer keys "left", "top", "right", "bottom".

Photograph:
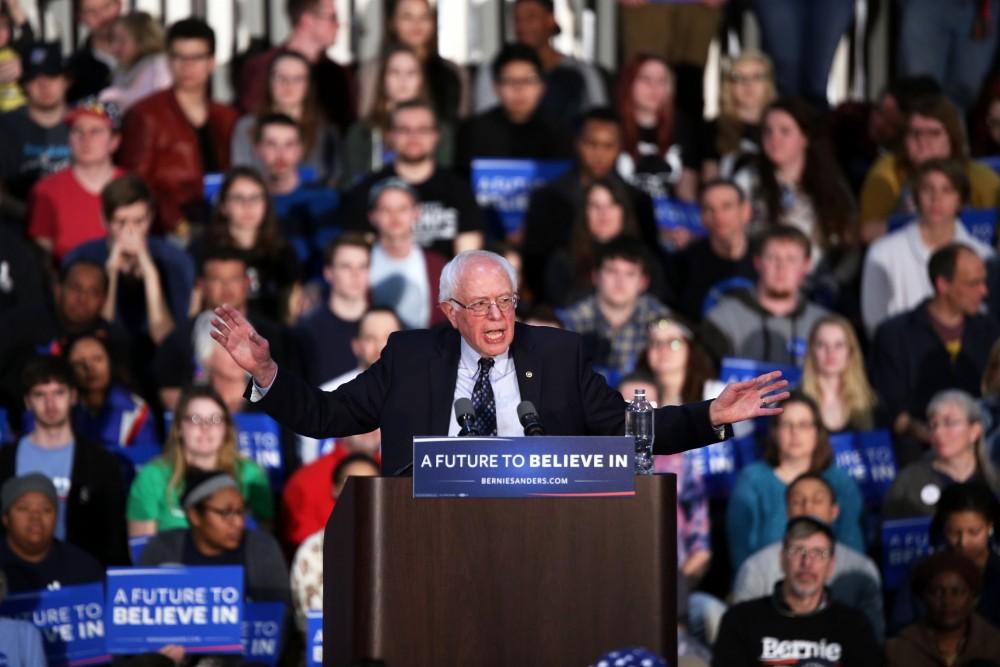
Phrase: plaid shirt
[{"left": 556, "top": 293, "right": 670, "bottom": 377}]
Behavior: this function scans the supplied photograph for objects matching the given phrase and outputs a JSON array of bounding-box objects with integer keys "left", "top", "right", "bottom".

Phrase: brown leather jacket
[{"left": 118, "top": 89, "right": 238, "bottom": 232}]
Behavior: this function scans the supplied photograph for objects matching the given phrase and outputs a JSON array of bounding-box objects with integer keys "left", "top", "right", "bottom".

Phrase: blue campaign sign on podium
[
  {"left": 0, "top": 583, "right": 108, "bottom": 666},
  {"left": 471, "top": 158, "right": 572, "bottom": 235},
  {"left": 413, "top": 436, "right": 635, "bottom": 498}
]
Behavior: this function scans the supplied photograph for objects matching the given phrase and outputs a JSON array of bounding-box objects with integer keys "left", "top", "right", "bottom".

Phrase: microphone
[
  {"left": 517, "top": 401, "right": 546, "bottom": 436},
  {"left": 455, "top": 398, "right": 479, "bottom": 437}
]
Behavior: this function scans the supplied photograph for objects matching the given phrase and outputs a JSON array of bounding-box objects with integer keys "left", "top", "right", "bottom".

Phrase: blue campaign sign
[
  {"left": 0, "top": 583, "right": 108, "bottom": 667},
  {"left": 719, "top": 357, "right": 802, "bottom": 388},
  {"left": 0, "top": 406, "right": 10, "bottom": 443},
  {"left": 887, "top": 207, "right": 998, "bottom": 245},
  {"left": 234, "top": 412, "right": 286, "bottom": 490},
  {"left": 830, "top": 430, "right": 897, "bottom": 506},
  {"left": 471, "top": 158, "right": 572, "bottom": 235},
  {"left": 306, "top": 612, "right": 323, "bottom": 667},
  {"left": 881, "top": 517, "right": 933, "bottom": 590},
  {"left": 653, "top": 197, "right": 705, "bottom": 235},
  {"left": 241, "top": 602, "right": 285, "bottom": 667},
  {"left": 687, "top": 421, "right": 760, "bottom": 499},
  {"left": 413, "top": 436, "right": 635, "bottom": 498},
  {"left": 128, "top": 536, "right": 150, "bottom": 565},
  {"left": 105, "top": 566, "right": 244, "bottom": 655}
]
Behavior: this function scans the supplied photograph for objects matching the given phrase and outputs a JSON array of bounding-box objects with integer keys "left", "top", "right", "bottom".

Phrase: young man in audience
[
  {"left": 293, "top": 234, "right": 371, "bottom": 387},
  {"left": 712, "top": 516, "right": 881, "bottom": 667},
  {"left": 731, "top": 472, "right": 884, "bottom": 642},
  {"left": 557, "top": 238, "right": 669, "bottom": 382},
  {"left": 118, "top": 18, "right": 237, "bottom": 234},
  {"left": 28, "top": 98, "right": 124, "bottom": 264},
  {"left": 521, "top": 107, "right": 660, "bottom": 302},
  {"left": 0, "top": 356, "right": 128, "bottom": 566},
  {"left": 873, "top": 243, "right": 1000, "bottom": 465},
  {"left": 701, "top": 226, "right": 828, "bottom": 367},
  {"left": 154, "top": 247, "right": 288, "bottom": 411},
  {"left": 455, "top": 43, "right": 573, "bottom": 176},
  {"left": 343, "top": 100, "right": 485, "bottom": 258},
  {"left": 0, "top": 42, "right": 71, "bottom": 219},
  {"left": 670, "top": 179, "right": 756, "bottom": 322},
  {"left": 0, "top": 474, "right": 105, "bottom": 593},
  {"left": 66, "top": 0, "right": 121, "bottom": 102},
  {"left": 252, "top": 112, "right": 338, "bottom": 272},
  {"left": 64, "top": 175, "right": 193, "bottom": 346}
]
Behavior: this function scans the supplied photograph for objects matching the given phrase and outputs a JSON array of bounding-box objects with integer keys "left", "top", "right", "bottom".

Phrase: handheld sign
[
  {"left": 234, "top": 412, "right": 286, "bottom": 491},
  {"left": 106, "top": 566, "right": 244, "bottom": 655},
  {"left": 471, "top": 158, "right": 572, "bottom": 235},
  {"left": 0, "top": 583, "right": 108, "bottom": 667},
  {"left": 241, "top": 602, "right": 285, "bottom": 667},
  {"left": 413, "top": 436, "right": 635, "bottom": 498},
  {"left": 881, "top": 516, "right": 933, "bottom": 590},
  {"left": 306, "top": 612, "right": 323, "bottom": 667},
  {"left": 830, "top": 430, "right": 897, "bottom": 506},
  {"left": 653, "top": 197, "right": 705, "bottom": 236}
]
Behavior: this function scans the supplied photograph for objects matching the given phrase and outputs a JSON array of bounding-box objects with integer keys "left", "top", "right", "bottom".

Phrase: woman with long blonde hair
[
  {"left": 707, "top": 50, "right": 777, "bottom": 179},
  {"left": 801, "top": 314, "right": 879, "bottom": 433},
  {"left": 125, "top": 385, "right": 274, "bottom": 538}
]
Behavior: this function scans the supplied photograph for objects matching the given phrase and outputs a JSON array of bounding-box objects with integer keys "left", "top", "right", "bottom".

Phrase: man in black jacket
[
  {"left": 0, "top": 356, "right": 128, "bottom": 565},
  {"left": 712, "top": 516, "right": 881, "bottom": 667},
  {"left": 871, "top": 243, "right": 1000, "bottom": 466}
]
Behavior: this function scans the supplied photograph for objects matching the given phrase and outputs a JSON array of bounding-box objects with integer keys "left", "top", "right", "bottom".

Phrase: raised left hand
[{"left": 709, "top": 370, "right": 789, "bottom": 426}]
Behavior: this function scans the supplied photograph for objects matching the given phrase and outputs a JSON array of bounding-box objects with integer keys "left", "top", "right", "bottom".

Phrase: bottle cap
[{"left": 634, "top": 388, "right": 645, "bottom": 396}]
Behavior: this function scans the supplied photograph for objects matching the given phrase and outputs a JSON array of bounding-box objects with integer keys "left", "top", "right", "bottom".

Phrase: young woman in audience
[
  {"left": 126, "top": 385, "right": 274, "bottom": 538},
  {"left": 704, "top": 50, "right": 777, "bottom": 180},
  {"left": 616, "top": 54, "right": 700, "bottom": 205},
  {"left": 860, "top": 93, "right": 1000, "bottom": 243},
  {"left": 193, "top": 167, "right": 302, "bottom": 323},
  {"left": 230, "top": 50, "right": 341, "bottom": 185},
  {"left": 634, "top": 316, "right": 714, "bottom": 409},
  {"left": 543, "top": 178, "right": 644, "bottom": 306},
  {"left": 883, "top": 389, "right": 1000, "bottom": 519},
  {"left": 344, "top": 44, "right": 452, "bottom": 184},
  {"left": 889, "top": 482, "right": 1000, "bottom": 634},
  {"left": 357, "top": 0, "right": 467, "bottom": 123},
  {"left": 734, "top": 97, "right": 858, "bottom": 277},
  {"left": 726, "top": 392, "right": 864, "bottom": 570},
  {"left": 800, "top": 314, "right": 881, "bottom": 433},
  {"left": 98, "top": 12, "right": 170, "bottom": 112}
]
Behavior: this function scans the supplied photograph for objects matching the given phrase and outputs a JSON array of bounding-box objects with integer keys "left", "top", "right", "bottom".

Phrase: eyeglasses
[
  {"left": 226, "top": 193, "right": 265, "bottom": 206},
  {"left": 203, "top": 505, "right": 247, "bottom": 521},
  {"left": 184, "top": 413, "right": 226, "bottom": 427},
  {"left": 928, "top": 418, "right": 971, "bottom": 431},
  {"left": 785, "top": 546, "right": 831, "bottom": 562},
  {"left": 650, "top": 337, "right": 685, "bottom": 351},
  {"left": 448, "top": 294, "right": 518, "bottom": 316}
]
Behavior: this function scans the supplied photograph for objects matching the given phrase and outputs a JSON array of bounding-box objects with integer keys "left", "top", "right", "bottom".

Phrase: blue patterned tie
[{"left": 471, "top": 357, "right": 497, "bottom": 436}]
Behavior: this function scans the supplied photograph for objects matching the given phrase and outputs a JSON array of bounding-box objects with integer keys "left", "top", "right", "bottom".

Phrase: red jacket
[{"left": 118, "top": 89, "right": 238, "bottom": 232}]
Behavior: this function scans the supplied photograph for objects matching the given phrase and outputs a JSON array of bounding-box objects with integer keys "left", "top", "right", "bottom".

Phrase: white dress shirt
[{"left": 448, "top": 338, "right": 523, "bottom": 437}]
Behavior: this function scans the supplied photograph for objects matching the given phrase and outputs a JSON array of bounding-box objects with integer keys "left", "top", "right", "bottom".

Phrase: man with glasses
[
  {"left": 119, "top": 18, "right": 238, "bottom": 235},
  {"left": 343, "top": 100, "right": 485, "bottom": 259},
  {"left": 211, "top": 248, "right": 790, "bottom": 475},
  {"left": 238, "top": 0, "right": 354, "bottom": 134},
  {"left": 713, "top": 516, "right": 880, "bottom": 667},
  {"left": 66, "top": 0, "right": 121, "bottom": 102}
]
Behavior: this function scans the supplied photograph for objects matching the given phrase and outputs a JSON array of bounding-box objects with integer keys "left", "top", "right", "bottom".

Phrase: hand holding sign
[{"left": 709, "top": 370, "right": 789, "bottom": 427}]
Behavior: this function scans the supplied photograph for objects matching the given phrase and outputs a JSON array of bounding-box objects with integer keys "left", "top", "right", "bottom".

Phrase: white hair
[{"left": 439, "top": 250, "right": 518, "bottom": 303}]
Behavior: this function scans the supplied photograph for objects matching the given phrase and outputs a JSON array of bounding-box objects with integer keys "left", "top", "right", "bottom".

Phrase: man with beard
[
  {"left": 701, "top": 226, "right": 828, "bottom": 367},
  {"left": 342, "top": 100, "right": 485, "bottom": 259},
  {"left": 712, "top": 516, "right": 880, "bottom": 667},
  {"left": 66, "top": 0, "right": 122, "bottom": 102}
]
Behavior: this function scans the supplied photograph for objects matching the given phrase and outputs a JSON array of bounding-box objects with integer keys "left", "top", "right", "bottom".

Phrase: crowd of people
[{"left": 3, "top": 0, "right": 1000, "bottom": 664}]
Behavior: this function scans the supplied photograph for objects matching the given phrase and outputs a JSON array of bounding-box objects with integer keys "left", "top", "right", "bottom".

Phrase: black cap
[{"left": 20, "top": 42, "right": 66, "bottom": 84}]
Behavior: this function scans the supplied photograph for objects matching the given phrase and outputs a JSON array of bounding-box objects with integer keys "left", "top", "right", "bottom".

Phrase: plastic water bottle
[{"left": 625, "top": 388, "right": 654, "bottom": 475}]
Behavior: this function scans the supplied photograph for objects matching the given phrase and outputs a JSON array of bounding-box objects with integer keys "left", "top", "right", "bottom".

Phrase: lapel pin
[{"left": 525, "top": 371, "right": 533, "bottom": 378}]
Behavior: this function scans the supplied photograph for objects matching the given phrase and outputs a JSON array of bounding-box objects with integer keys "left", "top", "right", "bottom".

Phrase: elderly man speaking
[{"left": 211, "top": 250, "right": 787, "bottom": 474}]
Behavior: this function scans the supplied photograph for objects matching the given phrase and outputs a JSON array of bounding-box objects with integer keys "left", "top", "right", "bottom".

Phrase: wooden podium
[{"left": 323, "top": 475, "right": 677, "bottom": 666}]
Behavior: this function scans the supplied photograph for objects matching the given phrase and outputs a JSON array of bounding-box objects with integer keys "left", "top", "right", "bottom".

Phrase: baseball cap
[
  {"left": 19, "top": 42, "right": 66, "bottom": 83},
  {"left": 65, "top": 97, "right": 122, "bottom": 131},
  {"left": 1, "top": 473, "right": 58, "bottom": 515}
]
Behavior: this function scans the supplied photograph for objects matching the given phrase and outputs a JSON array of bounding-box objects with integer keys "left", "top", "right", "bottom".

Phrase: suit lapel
[
  {"left": 429, "top": 327, "right": 461, "bottom": 435},
  {"left": 511, "top": 323, "right": 542, "bottom": 411}
]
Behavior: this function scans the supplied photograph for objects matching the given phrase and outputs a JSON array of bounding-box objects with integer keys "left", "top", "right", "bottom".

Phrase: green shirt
[{"left": 126, "top": 457, "right": 274, "bottom": 531}]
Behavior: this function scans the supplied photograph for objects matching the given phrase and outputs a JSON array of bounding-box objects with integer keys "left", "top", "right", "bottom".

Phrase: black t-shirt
[
  {"left": 669, "top": 237, "right": 757, "bottom": 322},
  {"left": 291, "top": 306, "right": 359, "bottom": 386},
  {"left": 181, "top": 532, "right": 245, "bottom": 567},
  {"left": 343, "top": 165, "right": 485, "bottom": 258},
  {"left": 0, "top": 538, "right": 104, "bottom": 593},
  {"left": 0, "top": 107, "right": 70, "bottom": 204},
  {"left": 455, "top": 107, "right": 574, "bottom": 176},
  {"left": 627, "top": 113, "right": 702, "bottom": 200},
  {"left": 194, "top": 122, "right": 220, "bottom": 174}
]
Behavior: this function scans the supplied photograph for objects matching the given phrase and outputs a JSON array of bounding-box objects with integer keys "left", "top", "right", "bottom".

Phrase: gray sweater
[{"left": 732, "top": 540, "right": 885, "bottom": 642}]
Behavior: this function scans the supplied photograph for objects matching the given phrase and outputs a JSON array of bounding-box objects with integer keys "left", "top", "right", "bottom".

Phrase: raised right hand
[{"left": 210, "top": 303, "right": 277, "bottom": 386}]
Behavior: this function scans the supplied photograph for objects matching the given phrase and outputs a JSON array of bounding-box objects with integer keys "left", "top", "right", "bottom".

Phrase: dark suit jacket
[{"left": 250, "top": 322, "right": 722, "bottom": 474}]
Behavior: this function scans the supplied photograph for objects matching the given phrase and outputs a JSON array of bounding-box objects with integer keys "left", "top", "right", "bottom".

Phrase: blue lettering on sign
[
  {"left": 240, "top": 602, "right": 285, "bottom": 667},
  {"left": 830, "top": 430, "right": 897, "bottom": 506},
  {"left": 0, "top": 583, "right": 108, "bottom": 667},
  {"left": 471, "top": 159, "right": 572, "bottom": 235},
  {"left": 234, "top": 413, "right": 285, "bottom": 490},
  {"left": 881, "top": 517, "right": 933, "bottom": 590},
  {"left": 105, "top": 566, "right": 244, "bottom": 655},
  {"left": 888, "top": 207, "right": 997, "bottom": 245},
  {"left": 306, "top": 612, "right": 323, "bottom": 667}
]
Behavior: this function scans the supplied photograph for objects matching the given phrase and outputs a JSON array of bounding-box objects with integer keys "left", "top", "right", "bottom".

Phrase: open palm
[
  {"left": 210, "top": 304, "right": 276, "bottom": 383},
  {"left": 710, "top": 371, "right": 789, "bottom": 426}
]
